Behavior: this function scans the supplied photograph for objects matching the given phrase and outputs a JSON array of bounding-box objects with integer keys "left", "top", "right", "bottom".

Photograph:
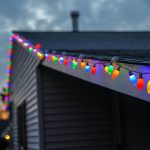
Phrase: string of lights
[
  {"left": 44, "top": 53, "right": 150, "bottom": 93},
  {"left": 3, "top": 32, "right": 150, "bottom": 110},
  {"left": 3, "top": 34, "right": 13, "bottom": 111}
]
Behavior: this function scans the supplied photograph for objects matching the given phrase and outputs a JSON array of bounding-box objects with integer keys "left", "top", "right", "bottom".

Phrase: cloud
[{"left": 0, "top": 0, "right": 150, "bottom": 89}]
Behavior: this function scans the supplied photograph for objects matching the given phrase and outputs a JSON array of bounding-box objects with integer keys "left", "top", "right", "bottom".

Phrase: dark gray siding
[
  {"left": 10, "top": 42, "right": 41, "bottom": 150},
  {"left": 119, "top": 94, "right": 150, "bottom": 150},
  {"left": 40, "top": 66, "right": 116, "bottom": 150}
]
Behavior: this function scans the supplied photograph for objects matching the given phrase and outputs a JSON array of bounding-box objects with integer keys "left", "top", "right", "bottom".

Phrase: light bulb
[
  {"left": 59, "top": 57, "right": 64, "bottom": 64},
  {"left": 28, "top": 47, "right": 33, "bottom": 53},
  {"left": 64, "top": 57, "right": 68, "bottom": 66},
  {"left": 91, "top": 64, "right": 96, "bottom": 75},
  {"left": 129, "top": 72, "right": 137, "bottom": 86},
  {"left": 45, "top": 54, "right": 51, "bottom": 61},
  {"left": 52, "top": 56, "right": 55, "bottom": 62},
  {"left": 137, "top": 73, "right": 144, "bottom": 90},
  {"left": 5, "top": 134, "right": 11, "bottom": 141},
  {"left": 40, "top": 54, "right": 44, "bottom": 60},
  {"left": 112, "top": 67, "right": 120, "bottom": 79},
  {"left": 72, "top": 60, "right": 78, "bottom": 69},
  {"left": 54, "top": 56, "right": 59, "bottom": 63},
  {"left": 85, "top": 63, "right": 90, "bottom": 72},
  {"left": 33, "top": 49, "right": 37, "bottom": 54},
  {"left": 80, "top": 60, "right": 86, "bottom": 69},
  {"left": 36, "top": 43, "right": 42, "bottom": 49},
  {"left": 104, "top": 66, "right": 108, "bottom": 73},
  {"left": 108, "top": 63, "right": 114, "bottom": 75},
  {"left": 147, "top": 80, "right": 150, "bottom": 94}
]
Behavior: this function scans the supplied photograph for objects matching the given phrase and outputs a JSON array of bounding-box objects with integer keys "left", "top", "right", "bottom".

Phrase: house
[{"left": 4, "top": 13, "right": 150, "bottom": 150}]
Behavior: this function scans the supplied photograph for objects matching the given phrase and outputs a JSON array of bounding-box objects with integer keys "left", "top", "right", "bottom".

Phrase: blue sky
[{"left": 0, "top": 0, "right": 150, "bottom": 90}]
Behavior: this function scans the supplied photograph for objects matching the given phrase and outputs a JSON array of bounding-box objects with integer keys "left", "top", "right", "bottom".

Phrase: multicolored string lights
[
  {"left": 4, "top": 32, "right": 150, "bottom": 110},
  {"left": 44, "top": 53, "right": 150, "bottom": 94},
  {"left": 3, "top": 34, "right": 13, "bottom": 111},
  {"left": 3, "top": 32, "right": 44, "bottom": 111}
]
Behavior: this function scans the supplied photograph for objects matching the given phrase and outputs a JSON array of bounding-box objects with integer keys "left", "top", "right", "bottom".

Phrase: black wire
[
  {"left": 119, "top": 65, "right": 150, "bottom": 75},
  {"left": 49, "top": 51, "right": 150, "bottom": 75},
  {"left": 48, "top": 50, "right": 150, "bottom": 65}
]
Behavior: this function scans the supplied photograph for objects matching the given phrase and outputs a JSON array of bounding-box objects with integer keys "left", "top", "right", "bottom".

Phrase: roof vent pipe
[{"left": 71, "top": 11, "right": 79, "bottom": 32}]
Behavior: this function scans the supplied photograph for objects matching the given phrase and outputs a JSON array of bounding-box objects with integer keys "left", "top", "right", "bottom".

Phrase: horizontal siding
[
  {"left": 10, "top": 43, "right": 41, "bottom": 150},
  {"left": 41, "top": 66, "right": 116, "bottom": 150},
  {"left": 12, "top": 106, "right": 19, "bottom": 149}
]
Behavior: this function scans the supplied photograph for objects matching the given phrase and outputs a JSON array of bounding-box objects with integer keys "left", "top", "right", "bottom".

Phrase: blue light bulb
[
  {"left": 60, "top": 57, "right": 64, "bottom": 64},
  {"left": 129, "top": 72, "right": 137, "bottom": 86},
  {"left": 45, "top": 53, "right": 48, "bottom": 57},
  {"left": 24, "top": 42, "right": 29, "bottom": 47},
  {"left": 5, "top": 83, "right": 10, "bottom": 87},
  {"left": 85, "top": 63, "right": 90, "bottom": 72}
]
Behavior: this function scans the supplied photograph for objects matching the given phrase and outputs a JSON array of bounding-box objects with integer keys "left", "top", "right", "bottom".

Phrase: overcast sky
[{"left": 0, "top": 0, "right": 150, "bottom": 90}]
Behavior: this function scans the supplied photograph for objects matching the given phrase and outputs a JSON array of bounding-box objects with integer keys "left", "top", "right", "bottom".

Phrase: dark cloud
[{"left": 0, "top": 0, "right": 150, "bottom": 88}]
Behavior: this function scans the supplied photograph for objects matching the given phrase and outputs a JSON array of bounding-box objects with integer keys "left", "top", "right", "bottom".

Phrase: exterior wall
[
  {"left": 119, "top": 94, "right": 150, "bottom": 150},
  {"left": 39, "top": 66, "right": 117, "bottom": 150},
  {"left": 42, "top": 59, "right": 150, "bottom": 102},
  {"left": 10, "top": 42, "right": 41, "bottom": 150}
]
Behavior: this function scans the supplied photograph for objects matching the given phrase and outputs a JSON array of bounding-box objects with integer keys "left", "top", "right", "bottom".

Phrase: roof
[
  {"left": 13, "top": 31, "right": 150, "bottom": 61},
  {"left": 14, "top": 31, "right": 150, "bottom": 49}
]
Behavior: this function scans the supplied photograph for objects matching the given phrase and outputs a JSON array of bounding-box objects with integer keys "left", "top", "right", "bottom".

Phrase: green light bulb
[
  {"left": 108, "top": 64, "right": 114, "bottom": 75},
  {"left": 5, "top": 89, "right": 9, "bottom": 92},
  {"left": 72, "top": 61, "right": 78, "bottom": 69},
  {"left": 10, "top": 32, "right": 13, "bottom": 36},
  {"left": 54, "top": 57, "right": 59, "bottom": 63},
  {"left": 29, "top": 47, "right": 33, "bottom": 53},
  {"left": 5, "top": 101, "right": 9, "bottom": 104},
  {"left": 9, "top": 45, "right": 13, "bottom": 49},
  {"left": 8, "top": 62, "right": 12, "bottom": 65}
]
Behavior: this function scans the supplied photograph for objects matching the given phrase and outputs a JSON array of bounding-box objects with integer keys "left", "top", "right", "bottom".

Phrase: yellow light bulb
[
  {"left": 147, "top": 80, "right": 150, "bottom": 94},
  {"left": 104, "top": 66, "right": 108, "bottom": 73},
  {"left": 72, "top": 59, "right": 75, "bottom": 62},
  {"left": 5, "top": 134, "right": 11, "bottom": 141},
  {"left": 52, "top": 56, "right": 55, "bottom": 62}
]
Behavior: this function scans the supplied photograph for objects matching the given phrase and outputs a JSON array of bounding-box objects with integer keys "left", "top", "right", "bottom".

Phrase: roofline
[{"left": 12, "top": 31, "right": 150, "bottom": 33}]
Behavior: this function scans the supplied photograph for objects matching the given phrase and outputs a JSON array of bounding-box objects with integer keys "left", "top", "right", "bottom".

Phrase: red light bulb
[
  {"left": 137, "top": 74, "right": 144, "bottom": 90},
  {"left": 47, "top": 54, "right": 51, "bottom": 61},
  {"left": 7, "top": 65, "right": 12, "bottom": 70},
  {"left": 8, "top": 50, "right": 12, "bottom": 55},
  {"left": 91, "top": 64, "right": 96, "bottom": 75},
  {"left": 64, "top": 57, "right": 68, "bottom": 66},
  {"left": 36, "top": 43, "right": 42, "bottom": 49}
]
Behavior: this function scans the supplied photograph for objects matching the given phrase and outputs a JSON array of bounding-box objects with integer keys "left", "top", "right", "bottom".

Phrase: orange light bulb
[
  {"left": 112, "top": 67, "right": 120, "bottom": 79},
  {"left": 40, "top": 54, "right": 44, "bottom": 60},
  {"left": 80, "top": 61, "right": 86, "bottom": 69}
]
